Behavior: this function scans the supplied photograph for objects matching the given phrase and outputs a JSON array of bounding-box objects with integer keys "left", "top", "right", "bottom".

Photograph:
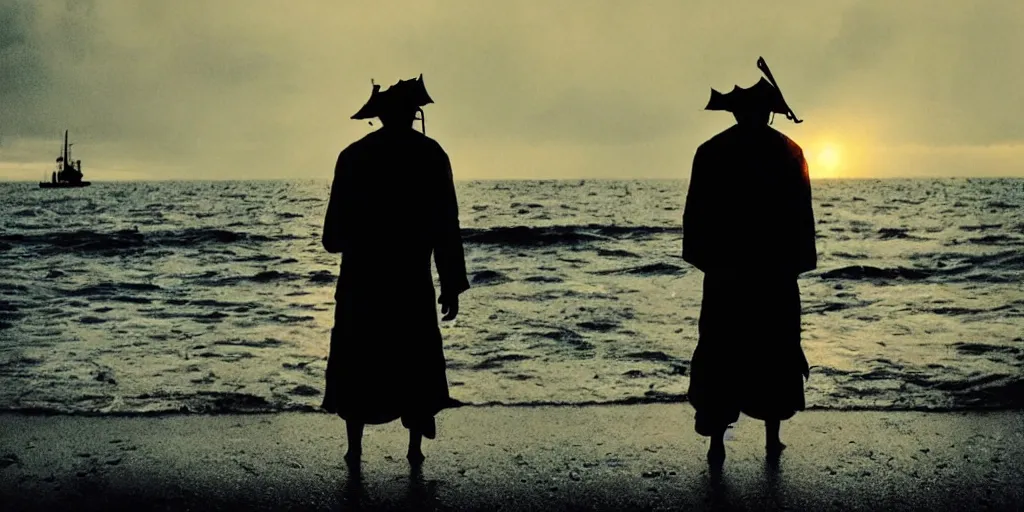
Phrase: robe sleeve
[
  {"left": 321, "top": 150, "right": 350, "bottom": 254},
  {"left": 682, "top": 145, "right": 715, "bottom": 273},
  {"left": 432, "top": 149, "right": 471, "bottom": 298},
  {"left": 792, "top": 147, "right": 817, "bottom": 275}
]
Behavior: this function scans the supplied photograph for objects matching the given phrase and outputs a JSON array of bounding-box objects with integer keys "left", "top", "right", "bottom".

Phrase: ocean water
[{"left": 0, "top": 178, "right": 1022, "bottom": 415}]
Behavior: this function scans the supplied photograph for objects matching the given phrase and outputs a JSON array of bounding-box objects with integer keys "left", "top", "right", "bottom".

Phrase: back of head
[
  {"left": 732, "top": 108, "right": 771, "bottom": 126},
  {"left": 378, "top": 106, "right": 419, "bottom": 129}
]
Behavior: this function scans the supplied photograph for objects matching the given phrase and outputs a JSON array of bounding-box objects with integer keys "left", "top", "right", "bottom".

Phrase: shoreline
[
  {"left": 2, "top": 404, "right": 1022, "bottom": 511},
  {"left": 3, "top": 400, "right": 1024, "bottom": 417}
]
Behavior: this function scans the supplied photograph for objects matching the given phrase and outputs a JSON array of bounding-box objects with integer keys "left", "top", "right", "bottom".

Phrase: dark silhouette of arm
[
  {"left": 792, "top": 146, "right": 817, "bottom": 275},
  {"left": 433, "top": 149, "right": 470, "bottom": 300},
  {"left": 322, "top": 150, "right": 350, "bottom": 254},
  {"left": 682, "top": 145, "right": 715, "bottom": 273}
]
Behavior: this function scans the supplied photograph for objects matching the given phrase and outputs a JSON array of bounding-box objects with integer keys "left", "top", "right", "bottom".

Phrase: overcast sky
[{"left": 1, "top": 0, "right": 1022, "bottom": 181}]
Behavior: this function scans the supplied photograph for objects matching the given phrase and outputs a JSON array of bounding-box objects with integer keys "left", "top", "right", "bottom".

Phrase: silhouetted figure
[
  {"left": 682, "top": 57, "right": 816, "bottom": 467},
  {"left": 321, "top": 74, "right": 470, "bottom": 465}
]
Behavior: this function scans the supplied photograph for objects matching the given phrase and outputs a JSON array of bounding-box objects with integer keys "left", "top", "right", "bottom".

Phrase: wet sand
[{"left": 1, "top": 405, "right": 1022, "bottom": 511}]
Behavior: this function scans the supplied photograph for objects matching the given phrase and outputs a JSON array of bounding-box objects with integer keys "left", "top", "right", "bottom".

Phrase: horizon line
[{"left": 3, "top": 175, "right": 1023, "bottom": 184}]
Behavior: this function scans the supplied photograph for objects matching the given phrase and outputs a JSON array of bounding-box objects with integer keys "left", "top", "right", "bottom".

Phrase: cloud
[
  {"left": 0, "top": 0, "right": 1021, "bottom": 180},
  {"left": 803, "top": 1, "right": 1024, "bottom": 146}
]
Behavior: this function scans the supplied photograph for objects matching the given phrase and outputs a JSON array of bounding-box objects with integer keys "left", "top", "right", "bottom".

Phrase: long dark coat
[
  {"left": 320, "top": 127, "right": 470, "bottom": 428},
  {"left": 682, "top": 123, "right": 817, "bottom": 436}
]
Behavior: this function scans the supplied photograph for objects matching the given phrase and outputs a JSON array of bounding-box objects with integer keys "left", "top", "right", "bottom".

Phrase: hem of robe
[
  {"left": 319, "top": 397, "right": 460, "bottom": 425},
  {"left": 690, "top": 388, "right": 807, "bottom": 437},
  {"left": 688, "top": 361, "right": 808, "bottom": 437},
  {"left": 322, "top": 310, "right": 455, "bottom": 428},
  {"left": 687, "top": 274, "right": 808, "bottom": 437}
]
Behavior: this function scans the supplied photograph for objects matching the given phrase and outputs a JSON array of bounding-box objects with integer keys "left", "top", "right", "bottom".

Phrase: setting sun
[{"left": 811, "top": 144, "right": 843, "bottom": 178}]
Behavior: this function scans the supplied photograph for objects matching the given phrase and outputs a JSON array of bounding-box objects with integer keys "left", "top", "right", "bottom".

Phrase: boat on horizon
[{"left": 39, "top": 130, "right": 90, "bottom": 189}]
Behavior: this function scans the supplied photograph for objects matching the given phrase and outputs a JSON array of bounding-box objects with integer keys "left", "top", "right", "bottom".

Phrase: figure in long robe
[
  {"left": 321, "top": 75, "right": 470, "bottom": 465},
  {"left": 682, "top": 58, "right": 817, "bottom": 467}
]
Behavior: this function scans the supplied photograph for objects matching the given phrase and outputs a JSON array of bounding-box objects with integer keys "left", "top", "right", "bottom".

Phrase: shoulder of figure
[
  {"left": 339, "top": 132, "right": 378, "bottom": 156},
  {"left": 693, "top": 141, "right": 711, "bottom": 159},
  {"left": 774, "top": 130, "right": 804, "bottom": 158},
  {"left": 697, "top": 128, "right": 737, "bottom": 154},
  {"left": 415, "top": 132, "right": 450, "bottom": 160},
  {"left": 412, "top": 130, "right": 439, "bottom": 146}
]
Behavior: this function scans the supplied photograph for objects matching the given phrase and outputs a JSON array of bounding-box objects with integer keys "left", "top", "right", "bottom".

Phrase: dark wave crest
[
  {"left": 462, "top": 224, "right": 678, "bottom": 247},
  {"left": 1, "top": 224, "right": 675, "bottom": 253},
  {"left": 0, "top": 394, "right": 690, "bottom": 416},
  {"left": 7, "top": 389, "right": 1024, "bottom": 417},
  {"left": 0, "top": 228, "right": 299, "bottom": 255},
  {"left": 820, "top": 266, "right": 935, "bottom": 281},
  {"left": 821, "top": 250, "right": 1024, "bottom": 283}
]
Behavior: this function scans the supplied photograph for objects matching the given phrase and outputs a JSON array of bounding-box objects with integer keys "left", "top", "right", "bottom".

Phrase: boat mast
[{"left": 63, "top": 130, "right": 68, "bottom": 170}]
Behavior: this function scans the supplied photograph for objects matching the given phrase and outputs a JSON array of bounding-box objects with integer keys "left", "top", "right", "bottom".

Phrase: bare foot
[
  {"left": 707, "top": 441, "right": 726, "bottom": 468},
  {"left": 344, "top": 448, "right": 361, "bottom": 465},
  {"left": 407, "top": 450, "right": 425, "bottom": 465},
  {"left": 344, "top": 421, "right": 364, "bottom": 466},
  {"left": 764, "top": 420, "right": 783, "bottom": 457},
  {"left": 766, "top": 440, "right": 787, "bottom": 457},
  {"left": 407, "top": 428, "right": 425, "bottom": 465}
]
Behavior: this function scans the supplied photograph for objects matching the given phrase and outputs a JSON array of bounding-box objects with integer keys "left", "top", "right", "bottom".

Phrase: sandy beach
[{"left": 1, "top": 405, "right": 1021, "bottom": 511}]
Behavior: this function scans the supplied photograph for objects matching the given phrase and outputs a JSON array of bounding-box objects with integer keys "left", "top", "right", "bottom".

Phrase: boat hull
[{"left": 39, "top": 181, "right": 91, "bottom": 188}]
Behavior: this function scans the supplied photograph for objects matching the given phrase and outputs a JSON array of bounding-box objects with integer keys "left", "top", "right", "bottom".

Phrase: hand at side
[{"left": 439, "top": 294, "right": 459, "bottom": 321}]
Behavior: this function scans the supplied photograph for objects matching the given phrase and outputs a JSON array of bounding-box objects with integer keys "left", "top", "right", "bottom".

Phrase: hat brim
[
  {"left": 351, "top": 75, "right": 434, "bottom": 120},
  {"left": 704, "top": 78, "right": 791, "bottom": 115}
]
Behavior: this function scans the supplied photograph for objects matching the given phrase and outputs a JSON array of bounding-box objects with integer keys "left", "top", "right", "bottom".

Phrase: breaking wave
[
  {"left": 0, "top": 227, "right": 299, "bottom": 256},
  {"left": 462, "top": 224, "right": 678, "bottom": 247}
]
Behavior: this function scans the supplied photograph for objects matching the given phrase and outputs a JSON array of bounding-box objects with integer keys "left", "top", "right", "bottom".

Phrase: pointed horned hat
[
  {"left": 351, "top": 74, "right": 434, "bottom": 120},
  {"left": 705, "top": 57, "right": 803, "bottom": 123}
]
